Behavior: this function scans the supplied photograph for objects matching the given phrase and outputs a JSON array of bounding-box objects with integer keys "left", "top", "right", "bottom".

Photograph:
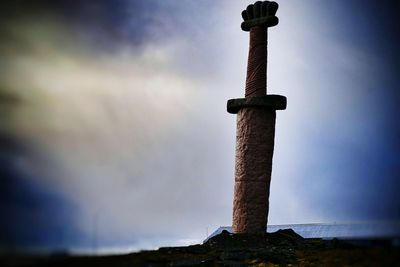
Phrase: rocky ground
[{"left": 2, "top": 229, "right": 399, "bottom": 266}]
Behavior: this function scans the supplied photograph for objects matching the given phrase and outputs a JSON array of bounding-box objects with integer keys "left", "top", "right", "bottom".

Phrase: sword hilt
[{"left": 242, "top": 1, "right": 279, "bottom": 98}]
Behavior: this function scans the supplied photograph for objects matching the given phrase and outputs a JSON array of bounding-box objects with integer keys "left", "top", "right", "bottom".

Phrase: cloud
[{"left": 0, "top": 1, "right": 243, "bottom": 250}]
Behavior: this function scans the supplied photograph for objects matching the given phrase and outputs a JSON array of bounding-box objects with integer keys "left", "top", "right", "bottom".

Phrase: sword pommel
[{"left": 241, "top": 1, "right": 279, "bottom": 31}]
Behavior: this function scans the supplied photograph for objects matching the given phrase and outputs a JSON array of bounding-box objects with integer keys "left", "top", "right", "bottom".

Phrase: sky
[{"left": 0, "top": 0, "right": 399, "bottom": 254}]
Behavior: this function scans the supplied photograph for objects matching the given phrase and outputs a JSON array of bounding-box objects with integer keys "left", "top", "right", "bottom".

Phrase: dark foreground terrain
[{"left": 2, "top": 230, "right": 399, "bottom": 266}]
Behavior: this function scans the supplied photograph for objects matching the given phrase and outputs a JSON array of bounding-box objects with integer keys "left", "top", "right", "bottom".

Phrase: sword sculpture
[{"left": 227, "top": 1, "right": 286, "bottom": 234}]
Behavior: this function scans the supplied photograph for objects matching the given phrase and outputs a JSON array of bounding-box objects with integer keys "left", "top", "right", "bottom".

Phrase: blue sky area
[{"left": 0, "top": 0, "right": 399, "bottom": 253}]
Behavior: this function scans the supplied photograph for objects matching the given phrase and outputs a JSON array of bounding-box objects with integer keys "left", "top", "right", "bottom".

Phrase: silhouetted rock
[{"left": 1, "top": 229, "right": 400, "bottom": 266}]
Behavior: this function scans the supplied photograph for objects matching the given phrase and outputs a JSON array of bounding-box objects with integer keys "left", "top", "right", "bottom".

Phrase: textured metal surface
[{"left": 232, "top": 107, "right": 276, "bottom": 233}]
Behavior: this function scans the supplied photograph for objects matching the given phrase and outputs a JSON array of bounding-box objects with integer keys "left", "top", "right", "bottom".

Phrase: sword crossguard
[{"left": 241, "top": 1, "right": 279, "bottom": 31}]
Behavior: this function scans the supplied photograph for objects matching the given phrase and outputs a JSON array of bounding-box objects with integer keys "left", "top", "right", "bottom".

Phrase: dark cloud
[
  {"left": 0, "top": 0, "right": 222, "bottom": 50},
  {"left": 0, "top": 135, "right": 85, "bottom": 250}
]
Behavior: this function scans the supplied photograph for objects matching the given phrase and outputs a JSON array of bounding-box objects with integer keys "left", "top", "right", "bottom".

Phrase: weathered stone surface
[
  {"left": 233, "top": 181, "right": 269, "bottom": 205},
  {"left": 233, "top": 202, "right": 269, "bottom": 234},
  {"left": 232, "top": 107, "right": 276, "bottom": 234},
  {"left": 241, "top": 1, "right": 279, "bottom": 31},
  {"left": 227, "top": 95, "right": 287, "bottom": 114},
  {"left": 229, "top": 0, "right": 284, "bottom": 236},
  {"left": 245, "top": 25, "right": 267, "bottom": 97}
]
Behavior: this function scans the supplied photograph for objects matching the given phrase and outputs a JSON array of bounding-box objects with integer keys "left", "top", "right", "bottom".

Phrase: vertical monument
[{"left": 227, "top": 1, "right": 286, "bottom": 234}]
